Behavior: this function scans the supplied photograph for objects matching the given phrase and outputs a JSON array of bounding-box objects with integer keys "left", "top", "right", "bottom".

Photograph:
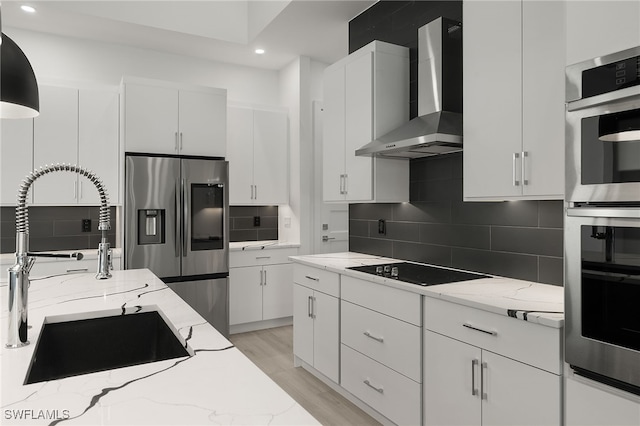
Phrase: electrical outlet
[
  {"left": 82, "top": 219, "right": 92, "bottom": 232},
  {"left": 378, "top": 219, "right": 386, "bottom": 235},
  {"left": 253, "top": 216, "right": 261, "bottom": 227}
]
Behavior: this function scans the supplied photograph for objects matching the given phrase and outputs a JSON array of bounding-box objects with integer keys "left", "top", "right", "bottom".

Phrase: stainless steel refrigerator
[{"left": 124, "top": 154, "right": 229, "bottom": 337}]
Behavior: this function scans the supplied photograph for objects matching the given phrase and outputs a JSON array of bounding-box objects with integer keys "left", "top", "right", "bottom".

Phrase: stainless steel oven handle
[
  {"left": 567, "top": 86, "right": 640, "bottom": 112},
  {"left": 567, "top": 207, "right": 640, "bottom": 219}
]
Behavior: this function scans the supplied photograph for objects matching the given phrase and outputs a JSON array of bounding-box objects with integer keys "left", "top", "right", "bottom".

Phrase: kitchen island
[{"left": 1, "top": 268, "right": 319, "bottom": 425}]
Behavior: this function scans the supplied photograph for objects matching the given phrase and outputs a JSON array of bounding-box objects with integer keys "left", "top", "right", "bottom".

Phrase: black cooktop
[{"left": 347, "top": 262, "right": 489, "bottom": 286}]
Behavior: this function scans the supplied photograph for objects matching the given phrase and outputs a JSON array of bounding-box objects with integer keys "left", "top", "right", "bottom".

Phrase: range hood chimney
[{"left": 356, "top": 17, "right": 463, "bottom": 159}]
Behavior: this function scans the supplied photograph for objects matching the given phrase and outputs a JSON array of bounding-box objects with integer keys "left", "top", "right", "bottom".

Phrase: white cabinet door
[
  {"left": 293, "top": 283, "right": 315, "bottom": 367},
  {"left": 124, "top": 83, "right": 178, "bottom": 154},
  {"left": 227, "top": 106, "right": 255, "bottom": 205},
  {"left": 344, "top": 52, "right": 374, "bottom": 202},
  {"left": 424, "top": 331, "right": 481, "bottom": 426},
  {"left": 78, "top": 89, "right": 119, "bottom": 205},
  {"left": 262, "top": 263, "right": 293, "bottom": 321},
  {"left": 178, "top": 89, "right": 226, "bottom": 157},
  {"left": 482, "top": 351, "right": 561, "bottom": 426},
  {"left": 1, "top": 118, "right": 33, "bottom": 205},
  {"left": 322, "top": 66, "right": 346, "bottom": 202},
  {"left": 313, "top": 290, "right": 339, "bottom": 383},
  {"left": 463, "top": 0, "right": 522, "bottom": 200},
  {"left": 253, "top": 109, "right": 288, "bottom": 205},
  {"left": 229, "top": 266, "right": 262, "bottom": 325},
  {"left": 33, "top": 86, "right": 79, "bottom": 204},
  {"left": 521, "top": 0, "right": 564, "bottom": 199}
]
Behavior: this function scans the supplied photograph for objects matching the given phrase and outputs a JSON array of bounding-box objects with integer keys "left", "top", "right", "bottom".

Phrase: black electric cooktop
[{"left": 347, "top": 262, "right": 489, "bottom": 287}]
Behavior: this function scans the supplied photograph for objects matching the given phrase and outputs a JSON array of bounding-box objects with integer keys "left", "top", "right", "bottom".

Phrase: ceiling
[{"left": 1, "top": 0, "right": 377, "bottom": 70}]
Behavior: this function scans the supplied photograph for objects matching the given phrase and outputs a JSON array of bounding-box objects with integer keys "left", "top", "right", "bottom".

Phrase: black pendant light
[
  {"left": 1, "top": 32, "right": 40, "bottom": 118},
  {"left": 598, "top": 109, "right": 640, "bottom": 142}
]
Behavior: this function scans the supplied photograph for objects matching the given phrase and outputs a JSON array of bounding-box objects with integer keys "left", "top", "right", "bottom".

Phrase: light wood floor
[{"left": 229, "top": 325, "right": 381, "bottom": 426}]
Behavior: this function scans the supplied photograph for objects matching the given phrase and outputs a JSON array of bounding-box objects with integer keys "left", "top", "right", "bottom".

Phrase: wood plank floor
[{"left": 229, "top": 325, "right": 381, "bottom": 426}]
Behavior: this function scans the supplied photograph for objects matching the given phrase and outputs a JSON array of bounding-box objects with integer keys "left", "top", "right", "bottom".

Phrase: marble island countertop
[
  {"left": 0, "top": 269, "right": 319, "bottom": 426},
  {"left": 290, "top": 252, "right": 564, "bottom": 328}
]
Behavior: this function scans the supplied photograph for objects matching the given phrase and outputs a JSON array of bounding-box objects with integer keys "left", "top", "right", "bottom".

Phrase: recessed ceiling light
[
  {"left": 21, "top": 5, "right": 36, "bottom": 13},
  {"left": 255, "top": 49, "right": 265, "bottom": 55}
]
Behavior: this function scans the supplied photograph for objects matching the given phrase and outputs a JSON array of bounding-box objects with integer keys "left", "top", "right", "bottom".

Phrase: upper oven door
[{"left": 566, "top": 88, "right": 640, "bottom": 203}]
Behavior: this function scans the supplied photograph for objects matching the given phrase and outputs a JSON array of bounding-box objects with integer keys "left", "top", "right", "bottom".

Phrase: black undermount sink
[{"left": 25, "top": 307, "right": 191, "bottom": 384}]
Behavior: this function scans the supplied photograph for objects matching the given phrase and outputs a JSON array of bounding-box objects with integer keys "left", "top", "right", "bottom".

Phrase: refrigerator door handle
[
  {"left": 182, "top": 178, "right": 188, "bottom": 258},
  {"left": 175, "top": 180, "right": 181, "bottom": 258}
]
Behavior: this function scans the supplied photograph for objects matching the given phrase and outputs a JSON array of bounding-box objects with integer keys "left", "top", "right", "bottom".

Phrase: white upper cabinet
[
  {"left": 32, "top": 85, "right": 120, "bottom": 206},
  {"left": 323, "top": 41, "right": 410, "bottom": 203},
  {"left": 463, "top": 0, "right": 565, "bottom": 201},
  {"left": 1, "top": 118, "right": 33, "bottom": 205},
  {"left": 227, "top": 105, "right": 289, "bottom": 205},
  {"left": 122, "top": 77, "right": 226, "bottom": 157},
  {"left": 566, "top": 1, "right": 640, "bottom": 66}
]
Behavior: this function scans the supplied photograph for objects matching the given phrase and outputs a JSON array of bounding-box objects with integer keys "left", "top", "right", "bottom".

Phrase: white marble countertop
[
  {"left": 0, "top": 269, "right": 319, "bottom": 425},
  {"left": 230, "top": 241, "right": 300, "bottom": 251},
  {"left": 290, "top": 252, "right": 564, "bottom": 328}
]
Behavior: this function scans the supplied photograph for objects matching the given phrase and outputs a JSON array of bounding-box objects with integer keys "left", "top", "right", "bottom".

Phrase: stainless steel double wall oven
[{"left": 565, "top": 46, "right": 640, "bottom": 395}]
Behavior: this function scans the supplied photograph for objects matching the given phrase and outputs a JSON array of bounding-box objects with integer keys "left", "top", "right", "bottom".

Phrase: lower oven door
[{"left": 565, "top": 207, "right": 640, "bottom": 393}]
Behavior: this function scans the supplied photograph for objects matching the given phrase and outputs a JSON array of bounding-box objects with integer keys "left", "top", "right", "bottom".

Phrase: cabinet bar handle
[
  {"left": 73, "top": 181, "right": 78, "bottom": 200},
  {"left": 263, "top": 270, "right": 267, "bottom": 285},
  {"left": 481, "top": 362, "right": 488, "bottom": 400},
  {"left": 344, "top": 174, "right": 348, "bottom": 194},
  {"left": 363, "top": 379, "right": 384, "bottom": 394},
  {"left": 311, "top": 296, "right": 316, "bottom": 319},
  {"left": 522, "top": 151, "right": 529, "bottom": 186},
  {"left": 180, "top": 132, "right": 183, "bottom": 150},
  {"left": 255, "top": 256, "right": 271, "bottom": 260},
  {"left": 463, "top": 323, "right": 498, "bottom": 336},
  {"left": 512, "top": 152, "right": 520, "bottom": 186},
  {"left": 259, "top": 269, "right": 264, "bottom": 286},
  {"left": 363, "top": 331, "right": 384, "bottom": 343},
  {"left": 471, "top": 359, "right": 479, "bottom": 396},
  {"left": 175, "top": 132, "right": 179, "bottom": 151},
  {"left": 255, "top": 185, "right": 258, "bottom": 200},
  {"left": 339, "top": 175, "right": 344, "bottom": 194},
  {"left": 305, "top": 275, "right": 319, "bottom": 281},
  {"left": 66, "top": 268, "right": 89, "bottom": 273},
  {"left": 308, "top": 296, "right": 312, "bottom": 318},
  {"left": 79, "top": 181, "right": 83, "bottom": 199}
]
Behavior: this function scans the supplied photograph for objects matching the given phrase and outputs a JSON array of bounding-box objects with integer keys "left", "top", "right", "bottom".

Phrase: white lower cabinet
[
  {"left": 423, "top": 297, "right": 562, "bottom": 426},
  {"left": 229, "top": 263, "right": 292, "bottom": 325},
  {"left": 293, "top": 283, "right": 339, "bottom": 383},
  {"left": 565, "top": 374, "right": 640, "bottom": 426},
  {"left": 341, "top": 275, "right": 422, "bottom": 425}
]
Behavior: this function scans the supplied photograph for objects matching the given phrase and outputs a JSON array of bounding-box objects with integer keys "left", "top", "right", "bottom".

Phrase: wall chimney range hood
[{"left": 356, "top": 17, "right": 463, "bottom": 159}]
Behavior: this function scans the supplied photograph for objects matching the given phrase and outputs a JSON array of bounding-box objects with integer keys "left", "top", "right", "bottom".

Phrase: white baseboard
[{"left": 229, "top": 316, "right": 292, "bottom": 334}]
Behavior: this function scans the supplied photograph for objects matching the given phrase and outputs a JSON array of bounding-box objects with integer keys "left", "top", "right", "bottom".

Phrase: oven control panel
[{"left": 582, "top": 54, "right": 640, "bottom": 98}]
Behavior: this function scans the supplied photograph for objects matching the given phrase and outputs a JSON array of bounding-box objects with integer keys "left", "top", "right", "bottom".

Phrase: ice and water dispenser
[{"left": 138, "top": 209, "right": 165, "bottom": 245}]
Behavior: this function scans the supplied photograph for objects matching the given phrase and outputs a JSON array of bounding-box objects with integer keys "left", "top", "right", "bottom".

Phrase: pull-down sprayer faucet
[{"left": 6, "top": 164, "right": 112, "bottom": 348}]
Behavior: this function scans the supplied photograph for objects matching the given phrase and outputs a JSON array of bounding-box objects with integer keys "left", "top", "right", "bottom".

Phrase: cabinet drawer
[
  {"left": 293, "top": 265, "right": 339, "bottom": 297},
  {"left": 341, "top": 301, "right": 421, "bottom": 382},
  {"left": 341, "top": 275, "right": 421, "bottom": 326},
  {"left": 341, "top": 344, "right": 421, "bottom": 426},
  {"left": 424, "top": 297, "right": 562, "bottom": 374},
  {"left": 230, "top": 247, "right": 298, "bottom": 268}
]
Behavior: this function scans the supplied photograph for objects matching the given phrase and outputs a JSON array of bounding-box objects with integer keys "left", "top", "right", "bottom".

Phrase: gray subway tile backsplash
[
  {"left": 229, "top": 206, "right": 278, "bottom": 243},
  {"left": 1, "top": 206, "right": 117, "bottom": 254},
  {"left": 349, "top": 153, "right": 565, "bottom": 286}
]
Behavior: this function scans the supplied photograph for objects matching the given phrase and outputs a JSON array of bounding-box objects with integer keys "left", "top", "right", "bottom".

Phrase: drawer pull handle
[
  {"left": 363, "top": 331, "right": 384, "bottom": 343},
  {"left": 305, "top": 275, "right": 319, "bottom": 281},
  {"left": 463, "top": 323, "right": 497, "bottom": 336},
  {"left": 471, "top": 359, "right": 479, "bottom": 396},
  {"left": 363, "top": 379, "right": 384, "bottom": 394},
  {"left": 66, "top": 268, "right": 89, "bottom": 273},
  {"left": 255, "top": 256, "right": 271, "bottom": 260}
]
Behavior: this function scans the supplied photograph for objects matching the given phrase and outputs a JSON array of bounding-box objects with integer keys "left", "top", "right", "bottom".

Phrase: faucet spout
[{"left": 6, "top": 163, "right": 112, "bottom": 348}]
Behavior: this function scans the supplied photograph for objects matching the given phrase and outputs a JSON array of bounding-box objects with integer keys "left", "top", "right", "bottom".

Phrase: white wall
[{"left": 4, "top": 27, "right": 281, "bottom": 105}]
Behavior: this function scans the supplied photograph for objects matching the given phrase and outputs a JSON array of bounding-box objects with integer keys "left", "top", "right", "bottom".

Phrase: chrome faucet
[{"left": 6, "top": 164, "right": 112, "bottom": 348}]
